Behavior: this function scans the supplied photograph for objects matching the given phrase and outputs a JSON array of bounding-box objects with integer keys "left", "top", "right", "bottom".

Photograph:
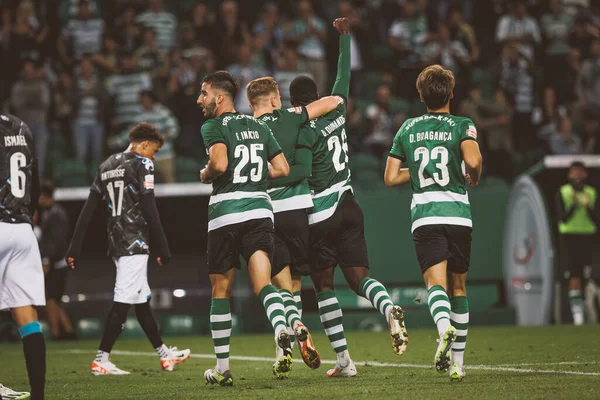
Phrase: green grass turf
[{"left": 2, "top": 325, "right": 600, "bottom": 399}]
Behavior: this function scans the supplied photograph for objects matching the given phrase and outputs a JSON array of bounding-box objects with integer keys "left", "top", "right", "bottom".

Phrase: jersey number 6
[{"left": 10, "top": 152, "right": 27, "bottom": 199}]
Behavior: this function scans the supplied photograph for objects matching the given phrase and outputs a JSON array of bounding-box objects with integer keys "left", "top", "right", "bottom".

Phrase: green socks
[
  {"left": 317, "top": 290, "right": 348, "bottom": 354},
  {"left": 259, "top": 285, "right": 287, "bottom": 337},
  {"left": 450, "top": 296, "right": 469, "bottom": 366},
  {"left": 428, "top": 285, "right": 451, "bottom": 336},
  {"left": 358, "top": 277, "right": 394, "bottom": 321},
  {"left": 210, "top": 298, "right": 232, "bottom": 372}
]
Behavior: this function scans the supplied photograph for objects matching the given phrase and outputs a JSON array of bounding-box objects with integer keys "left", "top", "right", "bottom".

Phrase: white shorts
[
  {"left": 113, "top": 254, "right": 151, "bottom": 304},
  {"left": 0, "top": 222, "right": 45, "bottom": 311}
]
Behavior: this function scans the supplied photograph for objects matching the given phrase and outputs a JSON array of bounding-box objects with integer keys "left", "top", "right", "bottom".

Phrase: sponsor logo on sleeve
[
  {"left": 334, "top": 96, "right": 344, "bottom": 105},
  {"left": 467, "top": 125, "right": 477, "bottom": 139},
  {"left": 287, "top": 106, "right": 303, "bottom": 114},
  {"left": 144, "top": 174, "right": 154, "bottom": 189}
]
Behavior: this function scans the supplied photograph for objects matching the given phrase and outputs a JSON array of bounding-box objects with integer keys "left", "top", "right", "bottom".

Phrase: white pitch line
[
  {"left": 497, "top": 361, "right": 600, "bottom": 367},
  {"left": 63, "top": 349, "right": 600, "bottom": 376}
]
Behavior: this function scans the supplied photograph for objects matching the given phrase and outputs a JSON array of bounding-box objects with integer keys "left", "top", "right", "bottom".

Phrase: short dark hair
[
  {"left": 570, "top": 161, "right": 586, "bottom": 170},
  {"left": 128, "top": 122, "right": 165, "bottom": 146},
  {"left": 202, "top": 70, "right": 239, "bottom": 101},
  {"left": 416, "top": 65, "right": 455, "bottom": 110},
  {"left": 40, "top": 180, "right": 55, "bottom": 198},
  {"left": 139, "top": 90, "right": 156, "bottom": 102},
  {"left": 289, "top": 75, "right": 318, "bottom": 107}
]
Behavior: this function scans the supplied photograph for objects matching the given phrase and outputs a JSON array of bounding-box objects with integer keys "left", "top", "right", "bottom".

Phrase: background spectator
[
  {"left": 273, "top": 41, "right": 312, "bottom": 108},
  {"left": 228, "top": 44, "right": 267, "bottom": 115},
  {"left": 495, "top": 43, "right": 535, "bottom": 152},
  {"left": 38, "top": 181, "right": 76, "bottom": 341},
  {"left": 388, "top": 0, "right": 427, "bottom": 98},
  {"left": 496, "top": 0, "right": 541, "bottom": 63},
  {"left": 72, "top": 56, "right": 108, "bottom": 171},
  {"left": 10, "top": 59, "right": 51, "bottom": 178},
  {"left": 115, "top": 5, "right": 141, "bottom": 54},
  {"left": 363, "top": 84, "right": 404, "bottom": 158},
  {"left": 551, "top": 117, "right": 583, "bottom": 154},
  {"left": 136, "top": 0, "right": 177, "bottom": 51},
  {"left": 58, "top": 0, "right": 104, "bottom": 67},
  {"left": 111, "top": 90, "right": 178, "bottom": 183},
  {"left": 105, "top": 52, "right": 152, "bottom": 131},
  {"left": 287, "top": 0, "right": 328, "bottom": 94},
  {"left": 541, "top": 0, "right": 574, "bottom": 90}
]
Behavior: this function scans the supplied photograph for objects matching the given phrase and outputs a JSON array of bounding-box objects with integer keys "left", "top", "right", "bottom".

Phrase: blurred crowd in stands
[{"left": 1, "top": 0, "right": 599, "bottom": 186}]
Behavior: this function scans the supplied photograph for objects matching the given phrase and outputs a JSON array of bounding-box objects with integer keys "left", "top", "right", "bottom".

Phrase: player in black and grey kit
[
  {"left": 0, "top": 114, "right": 45, "bottom": 399},
  {"left": 67, "top": 122, "right": 191, "bottom": 375}
]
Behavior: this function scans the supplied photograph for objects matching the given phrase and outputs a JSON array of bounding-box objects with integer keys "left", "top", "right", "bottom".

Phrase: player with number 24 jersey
[{"left": 289, "top": 18, "right": 408, "bottom": 379}]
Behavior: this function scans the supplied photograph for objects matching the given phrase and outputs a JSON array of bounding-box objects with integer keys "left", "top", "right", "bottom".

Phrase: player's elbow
[
  {"left": 212, "top": 159, "right": 228, "bottom": 174},
  {"left": 464, "top": 153, "right": 482, "bottom": 171},
  {"left": 279, "top": 162, "right": 291, "bottom": 178}
]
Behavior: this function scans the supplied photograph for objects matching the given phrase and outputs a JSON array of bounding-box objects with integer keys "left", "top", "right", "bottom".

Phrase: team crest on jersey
[
  {"left": 144, "top": 174, "right": 154, "bottom": 189},
  {"left": 467, "top": 125, "right": 477, "bottom": 139},
  {"left": 141, "top": 158, "right": 154, "bottom": 172},
  {"left": 287, "top": 106, "right": 303, "bottom": 114}
]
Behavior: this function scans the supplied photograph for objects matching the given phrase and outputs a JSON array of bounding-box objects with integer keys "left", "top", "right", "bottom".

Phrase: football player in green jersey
[
  {"left": 247, "top": 76, "right": 342, "bottom": 369},
  {"left": 289, "top": 18, "right": 409, "bottom": 378},
  {"left": 197, "top": 71, "right": 293, "bottom": 385},
  {"left": 384, "top": 65, "right": 483, "bottom": 381}
]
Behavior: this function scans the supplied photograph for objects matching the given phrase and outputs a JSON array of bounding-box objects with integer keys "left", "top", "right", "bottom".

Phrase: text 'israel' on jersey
[
  {"left": 296, "top": 95, "right": 351, "bottom": 225},
  {"left": 91, "top": 152, "right": 156, "bottom": 256},
  {"left": 0, "top": 114, "right": 36, "bottom": 224},
  {"left": 258, "top": 106, "right": 313, "bottom": 214},
  {"left": 389, "top": 112, "right": 478, "bottom": 232},
  {"left": 201, "top": 112, "right": 282, "bottom": 232}
]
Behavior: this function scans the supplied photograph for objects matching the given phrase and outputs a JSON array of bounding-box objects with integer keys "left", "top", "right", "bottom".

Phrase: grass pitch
[{"left": 2, "top": 325, "right": 600, "bottom": 399}]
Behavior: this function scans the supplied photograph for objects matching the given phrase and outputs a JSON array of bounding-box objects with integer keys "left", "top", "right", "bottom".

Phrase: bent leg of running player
[
  {"left": 248, "top": 250, "right": 292, "bottom": 378},
  {"left": 423, "top": 261, "right": 456, "bottom": 373},
  {"left": 311, "top": 266, "right": 356, "bottom": 377},
  {"left": 273, "top": 265, "right": 321, "bottom": 368},
  {"left": 12, "top": 306, "right": 45, "bottom": 399},
  {"left": 447, "top": 271, "right": 468, "bottom": 381}
]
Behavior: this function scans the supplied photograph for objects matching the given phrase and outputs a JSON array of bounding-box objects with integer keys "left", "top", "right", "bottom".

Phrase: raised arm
[
  {"left": 461, "top": 139, "right": 483, "bottom": 187},
  {"left": 331, "top": 18, "right": 351, "bottom": 99},
  {"left": 305, "top": 96, "right": 342, "bottom": 120},
  {"left": 384, "top": 156, "right": 410, "bottom": 187}
]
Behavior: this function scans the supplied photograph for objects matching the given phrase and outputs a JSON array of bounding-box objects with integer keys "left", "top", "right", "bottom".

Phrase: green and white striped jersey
[
  {"left": 297, "top": 96, "right": 352, "bottom": 225},
  {"left": 258, "top": 106, "right": 313, "bottom": 214},
  {"left": 201, "top": 113, "right": 282, "bottom": 232},
  {"left": 389, "top": 112, "right": 478, "bottom": 232}
]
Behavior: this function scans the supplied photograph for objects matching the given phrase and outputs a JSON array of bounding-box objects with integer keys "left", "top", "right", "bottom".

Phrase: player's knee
[{"left": 107, "top": 302, "right": 130, "bottom": 326}]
